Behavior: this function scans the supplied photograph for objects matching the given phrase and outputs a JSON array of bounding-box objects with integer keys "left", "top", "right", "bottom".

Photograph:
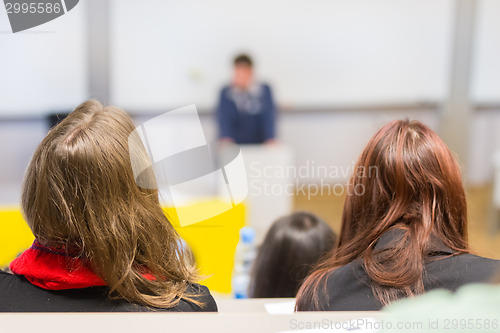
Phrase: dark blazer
[
  {"left": 301, "top": 229, "right": 500, "bottom": 311},
  {"left": 0, "top": 270, "right": 217, "bottom": 312},
  {"left": 216, "top": 83, "right": 276, "bottom": 144}
]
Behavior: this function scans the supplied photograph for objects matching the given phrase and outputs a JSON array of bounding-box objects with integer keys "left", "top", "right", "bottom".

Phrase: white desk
[
  {"left": 216, "top": 297, "right": 295, "bottom": 313},
  {"left": 0, "top": 312, "right": 384, "bottom": 333}
]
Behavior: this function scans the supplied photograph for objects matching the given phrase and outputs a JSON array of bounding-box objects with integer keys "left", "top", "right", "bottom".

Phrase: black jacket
[
  {"left": 301, "top": 229, "right": 500, "bottom": 311},
  {"left": 0, "top": 270, "right": 217, "bottom": 312}
]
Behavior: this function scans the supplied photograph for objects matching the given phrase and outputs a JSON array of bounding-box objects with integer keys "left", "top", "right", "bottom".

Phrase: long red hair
[{"left": 296, "top": 120, "right": 468, "bottom": 310}]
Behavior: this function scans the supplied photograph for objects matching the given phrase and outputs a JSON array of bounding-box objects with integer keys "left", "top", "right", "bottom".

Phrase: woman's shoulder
[
  {"left": 299, "top": 260, "right": 379, "bottom": 311},
  {"left": 0, "top": 271, "right": 217, "bottom": 312},
  {"left": 326, "top": 259, "right": 367, "bottom": 286},
  {"left": 426, "top": 253, "right": 500, "bottom": 284},
  {"left": 455, "top": 253, "right": 500, "bottom": 264},
  {"left": 0, "top": 269, "right": 25, "bottom": 288},
  {"left": 457, "top": 253, "right": 500, "bottom": 269},
  {"left": 179, "top": 283, "right": 218, "bottom": 312},
  {"left": 423, "top": 253, "right": 500, "bottom": 291}
]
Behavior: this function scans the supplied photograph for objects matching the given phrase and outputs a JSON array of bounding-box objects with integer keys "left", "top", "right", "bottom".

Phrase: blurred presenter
[{"left": 216, "top": 54, "right": 276, "bottom": 144}]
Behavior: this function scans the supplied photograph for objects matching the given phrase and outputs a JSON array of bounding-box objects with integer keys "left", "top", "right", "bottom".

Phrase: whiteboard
[
  {"left": 1, "top": 0, "right": 499, "bottom": 118},
  {"left": 0, "top": 2, "right": 87, "bottom": 117},
  {"left": 110, "top": 0, "right": 454, "bottom": 110},
  {"left": 471, "top": 0, "right": 500, "bottom": 103}
]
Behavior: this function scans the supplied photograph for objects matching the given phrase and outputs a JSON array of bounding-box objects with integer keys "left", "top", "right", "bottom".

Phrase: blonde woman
[{"left": 0, "top": 100, "right": 217, "bottom": 312}]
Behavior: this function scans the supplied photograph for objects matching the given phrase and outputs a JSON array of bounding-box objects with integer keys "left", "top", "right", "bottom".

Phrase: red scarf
[{"left": 9, "top": 240, "right": 107, "bottom": 290}]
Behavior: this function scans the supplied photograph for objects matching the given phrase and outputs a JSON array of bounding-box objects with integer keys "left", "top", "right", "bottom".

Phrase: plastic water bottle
[{"left": 231, "top": 226, "right": 257, "bottom": 299}]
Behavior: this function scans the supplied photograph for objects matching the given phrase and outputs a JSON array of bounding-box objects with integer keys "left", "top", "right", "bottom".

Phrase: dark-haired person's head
[
  {"left": 20, "top": 100, "right": 204, "bottom": 309},
  {"left": 233, "top": 54, "right": 253, "bottom": 89},
  {"left": 234, "top": 54, "right": 253, "bottom": 67},
  {"left": 249, "top": 212, "right": 336, "bottom": 298},
  {"left": 296, "top": 120, "right": 469, "bottom": 310}
]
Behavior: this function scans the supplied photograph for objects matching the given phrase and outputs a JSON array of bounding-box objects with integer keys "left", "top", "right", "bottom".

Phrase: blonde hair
[{"left": 22, "top": 100, "right": 200, "bottom": 308}]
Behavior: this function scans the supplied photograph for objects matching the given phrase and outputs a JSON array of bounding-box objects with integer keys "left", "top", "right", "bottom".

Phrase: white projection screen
[
  {"left": 471, "top": 0, "right": 500, "bottom": 103},
  {"left": 109, "top": 0, "right": 454, "bottom": 111},
  {"left": 1, "top": 0, "right": 500, "bottom": 117},
  {"left": 0, "top": 1, "right": 87, "bottom": 117}
]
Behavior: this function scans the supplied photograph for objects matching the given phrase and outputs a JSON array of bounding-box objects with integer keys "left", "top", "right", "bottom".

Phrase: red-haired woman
[{"left": 296, "top": 120, "right": 500, "bottom": 311}]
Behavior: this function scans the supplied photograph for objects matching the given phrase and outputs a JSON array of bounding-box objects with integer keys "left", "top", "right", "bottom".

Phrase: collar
[
  {"left": 9, "top": 240, "right": 106, "bottom": 290},
  {"left": 230, "top": 81, "right": 261, "bottom": 94},
  {"left": 10, "top": 240, "right": 157, "bottom": 291},
  {"left": 374, "top": 228, "right": 454, "bottom": 255}
]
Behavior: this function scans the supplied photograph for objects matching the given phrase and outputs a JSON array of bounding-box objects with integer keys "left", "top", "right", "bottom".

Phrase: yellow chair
[
  {"left": 0, "top": 207, "right": 34, "bottom": 269},
  {"left": 0, "top": 201, "right": 245, "bottom": 294},
  {"left": 165, "top": 200, "right": 245, "bottom": 294}
]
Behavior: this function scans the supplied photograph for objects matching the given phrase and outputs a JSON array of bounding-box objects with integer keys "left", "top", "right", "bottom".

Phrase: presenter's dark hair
[
  {"left": 296, "top": 120, "right": 468, "bottom": 310},
  {"left": 234, "top": 54, "right": 253, "bottom": 67},
  {"left": 249, "top": 212, "right": 336, "bottom": 298},
  {"left": 22, "top": 100, "right": 200, "bottom": 309}
]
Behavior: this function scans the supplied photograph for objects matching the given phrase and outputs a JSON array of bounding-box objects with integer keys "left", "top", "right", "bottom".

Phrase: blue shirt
[{"left": 216, "top": 83, "right": 276, "bottom": 144}]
